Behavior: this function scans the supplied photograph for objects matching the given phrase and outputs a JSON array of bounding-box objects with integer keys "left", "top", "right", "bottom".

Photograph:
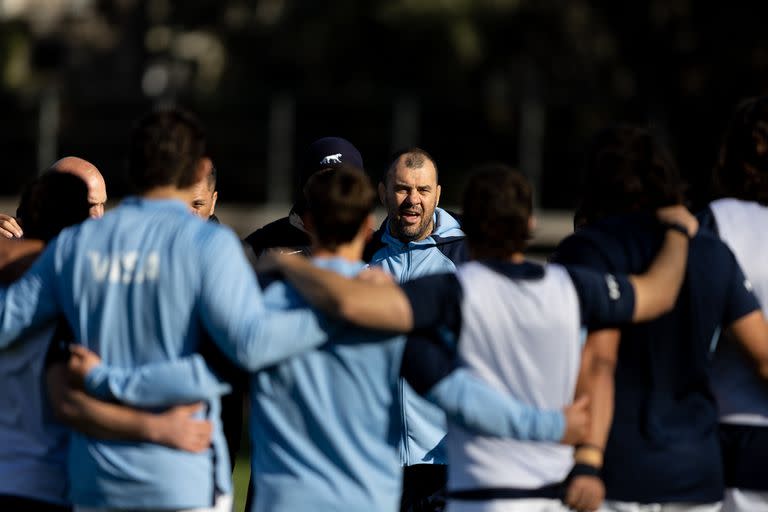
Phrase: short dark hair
[
  {"left": 383, "top": 147, "right": 438, "bottom": 184},
  {"left": 463, "top": 165, "right": 532, "bottom": 257},
  {"left": 304, "top": 164, "right": 376, "bottom": 250},
  {"left": 714, "top": 96, "right": 768, "bottom": 204},
  {"left": 16, "top": 170, "right": 91, "bottom": 242},
  {"left": 577, "top": 125, "right": 685, "bottom": 225},
  {"left": 129, "top": 108, "right": 207, "bottom": 192}
]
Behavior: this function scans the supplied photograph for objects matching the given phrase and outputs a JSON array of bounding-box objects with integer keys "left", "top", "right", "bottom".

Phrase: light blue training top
[
  {"left": 0, "top": 197, "right": 331, "bottom": 509},
  {"left": 369, "top": 207, "right": 466, "bottom": 465}
]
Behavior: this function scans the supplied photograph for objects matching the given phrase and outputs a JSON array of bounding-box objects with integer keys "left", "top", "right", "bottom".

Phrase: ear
[
  {"left": 363, "top": 214, "right": 375, "bottom": 243},
  {"left": 210, "top": 190, "right": 218, "bottom": 216},
  {"left": 435, "top": 184, "right": 442, "bottom": 206},
  {"left": 303, "top": 212, "right": 315, "bottom": 236},
  {"left": 378, "top": 182, "right": 387, "bottom": 206}
]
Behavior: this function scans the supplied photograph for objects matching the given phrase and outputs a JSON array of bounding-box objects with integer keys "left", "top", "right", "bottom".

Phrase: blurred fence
[{"left": 0, "top": 197, "right": 574, "bottom": 257}]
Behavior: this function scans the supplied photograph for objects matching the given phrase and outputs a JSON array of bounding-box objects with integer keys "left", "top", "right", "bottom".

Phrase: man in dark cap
[{"left": 243, "top": 137, "right": 364, "bottom": 258}]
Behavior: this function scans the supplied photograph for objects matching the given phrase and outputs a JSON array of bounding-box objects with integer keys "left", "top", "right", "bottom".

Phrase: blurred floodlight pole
[
  {"left": 267, "top": 93, "right": 296, "bottom": 203},
  {"left": 392, "top": 95, "right": 421, "bottom": 151},
  {"left": 519, "top": 65, "right": 545, "bottom": 208},
  {"left": 37, "top": 81, "right": 60, "bottom": 174}
]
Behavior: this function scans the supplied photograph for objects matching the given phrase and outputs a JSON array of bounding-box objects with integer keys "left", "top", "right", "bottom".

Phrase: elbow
[
  {"left": 336, "top": 296, "right": 360, "bottom": 323},
  {"left": 649, "top": 292, "right": 678, "bottom": 319}
]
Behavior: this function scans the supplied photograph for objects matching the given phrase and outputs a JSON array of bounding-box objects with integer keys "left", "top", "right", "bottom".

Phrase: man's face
[
  {"left": 84, "top": 173, "right": 107, "bottom": 218},
  {"left": 189, "top": 180, "right": 217, "bottom": 219},
  {"left": 380, "top": 157, "right": 441, "bottom": 242}
]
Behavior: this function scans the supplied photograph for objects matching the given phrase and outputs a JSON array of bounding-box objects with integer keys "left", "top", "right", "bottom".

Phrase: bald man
[
  {"left": 0, "top": 156, "right": 107, "bottom": 238},
  {"left": 51, "top": 156, "right": 108, "bottom": 219},
  {"left": 188, "top": 157, "right": 218, "bottom": 221}
]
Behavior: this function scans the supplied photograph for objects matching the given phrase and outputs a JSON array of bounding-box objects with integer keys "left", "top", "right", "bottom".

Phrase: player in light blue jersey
[
  {"left": 269, "top": 166, "right": 696, "bottom": 512},
  {"left": 0, "top": 109, "right": 337, "bottom": 512},
  {"left": 0, "top": 167, "right": 215, "bottom": 512}
]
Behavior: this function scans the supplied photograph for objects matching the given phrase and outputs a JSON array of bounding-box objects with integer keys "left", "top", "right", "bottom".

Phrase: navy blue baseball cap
[{"left": 300, "top": 137, "right": 364, "bottom": 183}]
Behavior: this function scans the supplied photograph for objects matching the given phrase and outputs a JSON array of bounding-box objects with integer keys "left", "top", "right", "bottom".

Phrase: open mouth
[{"left": 400, "top": 211, "right": 421, "bottom": 224}]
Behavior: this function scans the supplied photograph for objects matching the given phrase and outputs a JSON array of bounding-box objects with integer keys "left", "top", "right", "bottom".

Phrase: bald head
[
  {"left": 51, "top": 156, "right": 107, "bottom": 218},
  {"left": 188, "top": 157, "right": 218, "bottom": 220}
]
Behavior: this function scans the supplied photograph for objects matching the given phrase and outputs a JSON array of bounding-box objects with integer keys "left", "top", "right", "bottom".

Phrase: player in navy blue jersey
[
  {"left": 698, "top": 97, "right": 768, "bottom": 512},
  {"left": 553, "top": 125, "right": 768, "bottom": 512},
  {"left": 266, "top": 164, "right": 697, "bottom": 512}
]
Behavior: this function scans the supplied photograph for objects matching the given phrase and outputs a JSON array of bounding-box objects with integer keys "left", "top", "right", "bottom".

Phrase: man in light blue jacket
[{"left": 364, "top": 148, "right": 468, "bottom": 511}]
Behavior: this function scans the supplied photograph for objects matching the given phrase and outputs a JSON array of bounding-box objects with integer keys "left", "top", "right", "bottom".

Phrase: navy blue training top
[{"left": 552, "top": 213, "right": 759, "bottom": 504}]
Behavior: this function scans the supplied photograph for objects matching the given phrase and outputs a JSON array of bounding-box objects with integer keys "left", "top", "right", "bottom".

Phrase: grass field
[{"left": 232, "top": 452, "right": 251, "bottom": 512}]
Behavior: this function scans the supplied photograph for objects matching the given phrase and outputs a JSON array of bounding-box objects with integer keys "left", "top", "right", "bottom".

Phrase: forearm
[
  {"left": 277, "top": 254, "right": 413, "bottom": 332},
  {"left": 48, "top": 364, "right": 160, "bottom": 442},
  {"left": 630, "top": 230, "right": 688, "bottom": 321},
  {"left": 426, "top": 368, "right": 564, "bottom": 442},
  {"left": 85, "top": 354, "right": 230, "bottom": 407},
  {"left": 0, "top": 239, "right": 43, "bottom": 284},
  {"left": 574, "top": 329, "right": 619, "bottom": 467},
  {"left": 578, "top": 365, "right": 614, "bottom": 454}
]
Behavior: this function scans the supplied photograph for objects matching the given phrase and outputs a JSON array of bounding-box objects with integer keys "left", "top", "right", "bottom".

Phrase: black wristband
[
  {"left": 662, "top": 221, "right": 691, "bottom": 239},
  {"left": 568, "top": 462, "right": 601, "bottom": 479}
]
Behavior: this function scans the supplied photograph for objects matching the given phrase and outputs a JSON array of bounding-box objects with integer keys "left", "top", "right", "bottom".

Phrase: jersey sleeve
[
  {"left": 565, "top": 265, "right": 636, "bottom": 328},
  {"left": 197, "top": 227, "right": 333, "bottom": 371},
  {"left": 0, "top": 240, "right": 60, "bottom": 349},
  {"left": 400, "top": 272, "right": 463, "bottom": 333},
  {"left": 83, "top": 354, "right": 231, "bottom": 407},
  {"left": 721, "top": 249, "right": 761, "bottom": 326},
  {"left": 425, "top": 367, "right": 565, "bottom": 442}
]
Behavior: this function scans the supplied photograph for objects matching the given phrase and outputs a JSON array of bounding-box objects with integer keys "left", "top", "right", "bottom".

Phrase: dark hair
[
  {"left": 383, "top": 147, "right": 438, "bottom": 184},
  {"left": 207, "top": 162, "right": 217, "bottom": 190},
  {"left": 714, "top": 96, "right": 768, "bottom": 204},
  {"left": 129, "top": 108, "right": 207, "bottom": 192},
  {"left": 577, "top": 125, "right": 685, "bottom": 225},
  {"left": 16, "top": 171, "right": 91, "bottom": 242},
  {"left": 304, "top": 164, "right": 376, "bottom": 250},
  {"left": 463, "top": 165, "right": 532, "bottom": 257}
]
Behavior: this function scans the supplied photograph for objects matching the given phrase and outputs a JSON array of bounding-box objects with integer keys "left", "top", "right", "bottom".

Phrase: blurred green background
[{"left": 2, "top": 0, "right": 768, "bottom": 211}]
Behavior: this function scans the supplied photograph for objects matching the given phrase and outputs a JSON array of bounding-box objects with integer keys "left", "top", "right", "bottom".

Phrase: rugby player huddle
[{"left": 0, "top": 97, "right": 767, "bottom": 512}]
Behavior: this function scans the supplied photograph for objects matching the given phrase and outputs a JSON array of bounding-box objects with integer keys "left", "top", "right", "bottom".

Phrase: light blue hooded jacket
[{"left": 367, "top": 207, "right": 468, "bottom": 465}]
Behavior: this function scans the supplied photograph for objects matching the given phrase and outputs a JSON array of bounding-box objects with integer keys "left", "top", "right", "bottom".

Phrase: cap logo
[{"left": 320, "top": 153, "right": 343, "bottom": 165}]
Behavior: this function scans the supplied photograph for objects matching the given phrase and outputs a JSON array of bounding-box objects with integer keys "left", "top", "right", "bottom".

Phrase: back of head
[
  {"left": 303, "top": 164, "right": 376, "bottom": 250},
  {"left": 578, "top": 125, "right": 685, "bottom": 225},
  {"left": 463, "top": 165, "right": 532, "bottom": 258},
  {"left": 129, "top": 108, "right": 207, "bottom": 193},
  {"left": 714, "top": 96, "right": 768, "bottom": 204},
  {"left": 16, "top": 170, "right": 91, "bottom": 242}
]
